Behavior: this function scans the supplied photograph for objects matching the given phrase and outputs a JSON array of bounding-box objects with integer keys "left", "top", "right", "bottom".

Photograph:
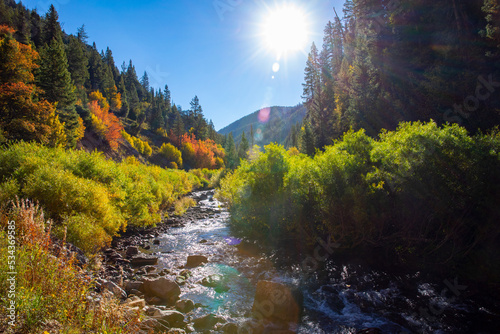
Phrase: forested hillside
[
  {"left": 0, "top": 0, "right": 234, "bottom": 170},
  {"left": 298, "top": 0, "right": 500, "bottom": 152},
  {"left": 218, "top": 104, "right": 306, "bottom": 147}
]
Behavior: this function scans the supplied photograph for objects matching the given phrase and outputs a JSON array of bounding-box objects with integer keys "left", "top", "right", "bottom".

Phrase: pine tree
[
  {"left": 30, "top": 10, "right": 43, "bottom": 48},
  {"left": 77, "top": 24, "right": 88, "bottom": 44},
  {"left": 301, "top": 121, "right": 316, "bottom": 157},
  {"left": 42, "top": 4, "right": 62, "bottom": 45},
  {"left": 87, "top": 43, "right": 105, "bottom": 91},
  {"left": 172, "top": 106, "right": 185, "bottom": 144},
  {"left": 37, "top": 36, "right": 81, "bottom": 147},
  {"left": 249, "top": 124, "right": 255, "bottom": 146},
  {"left": 224, "top": 132, "right": 238, "bottom": 169},
  {"left": 238, "top": 131, "right": 249, "bottom": 160},
  {"left": 117, "top": 75, "right": 129, "bottom": 118},
  {"left": 141, "top": 71, "right": 150, "bottom": 93},
  {"left": 66, "top": 35, "right": 89, "bottom": 91},
  {"left": 13, "top": 6, "right": 30, "bottom": 44},
  {"left": 0, "top": 28, "right": 66, "bottom": 146},
  {"left": 190, "top": 95, "right": 207, "bottom": 139}
]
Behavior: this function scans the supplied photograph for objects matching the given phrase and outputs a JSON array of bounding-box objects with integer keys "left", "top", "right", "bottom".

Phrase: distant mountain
[{"left": 218, "top": 104, "right": 306, "bottom": 146}]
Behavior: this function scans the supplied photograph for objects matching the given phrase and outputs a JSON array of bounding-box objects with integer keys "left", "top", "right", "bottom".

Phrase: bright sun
[{"left": 262, "top": 4, "right": 309, "bottom": 57}]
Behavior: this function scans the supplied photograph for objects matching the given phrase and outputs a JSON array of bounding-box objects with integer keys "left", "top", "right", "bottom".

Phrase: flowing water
[{"left": 145, "top": 190, "right": 499, "bottom": 333}]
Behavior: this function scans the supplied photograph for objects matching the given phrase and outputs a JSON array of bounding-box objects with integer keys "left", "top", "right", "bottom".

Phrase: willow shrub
[
  {"left": 217, "top": 122, "right": 500, "bottom": 265},
  {"left": 0, "top": 142, "right": 200, "bottom": 253}
]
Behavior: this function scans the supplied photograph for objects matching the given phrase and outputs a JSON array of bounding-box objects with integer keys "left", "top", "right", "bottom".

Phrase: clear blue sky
[{"left": 20, "top": 0, "right": 345, "bottom": 130}]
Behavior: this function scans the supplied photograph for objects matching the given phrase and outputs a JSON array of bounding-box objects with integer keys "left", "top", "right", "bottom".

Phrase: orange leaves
[
  {"left": 0, "top": 25, "right": 16, "bottom": 36},
  {"left": 88, "top": 98, "right": 123, "bottom": 150},
  {"left": 174, "top": 132, "right": 225, "bottom": 169},
  {"left": 0, "top": 32, "right": 39, "bottom": 85},
  {"left": 0, "top": 32, "right": 67, "bottom": 146}
]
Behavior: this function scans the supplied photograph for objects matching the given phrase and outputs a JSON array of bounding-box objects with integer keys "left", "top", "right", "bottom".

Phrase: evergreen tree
[
  {"left": 87, "top": 43, "right": 105, "bottom": 91},
  {"left": 117, "top": 75, "right": 129, "bottom": 118},
  {"left": 172, "top": 106, "right": 185, "bottom": 144},
  {"left": 66, "top": 35, "right": 89, "bottom": 90},
  {"left": 42, "top": 4, "right": 62, "bottom": 45},
  {"left": 77, "top": 24, "right": 88, "bottom": 44},
  {"left": 141, "top": 71, "right": 150, "bottom": 92},
  {"left": 190, "top": 95, "right": 207, "bottom": 139},
  {"left": 249, "top": 124, "right": 255, "bottom": 146},
  {"left": 301, "top": 121, "right": 316, "bottom": 157},
  {"left": 13, "top": 6, "right": 30, "bottom": 44},
  {"left": 238, "top": 131, "right": 249, "bottom": 160},
  {"left": 224, "top": 132, "right": 238, "bottom": 169},
  {"left": 37, "top": 36, "right": 81, "bottom": 147},
  {"left": 29, "top": 10, "right": 43, "bottom": 48}
]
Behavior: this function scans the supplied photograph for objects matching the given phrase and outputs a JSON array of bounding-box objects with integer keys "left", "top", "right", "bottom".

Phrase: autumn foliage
[
  {"left": 0, "top": 26, "right": 66, "bottom": 146},
  {"left": 169, "top": 132, "right": 225, "bottom": 169},
  {"left": 88, "top": 91, "right": 123, "bottom": 150}
]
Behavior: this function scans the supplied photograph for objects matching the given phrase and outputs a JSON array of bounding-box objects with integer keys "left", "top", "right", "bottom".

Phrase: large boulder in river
[
  {"left": 252, "top": 280, "right": 302, "bottom": 323},
  {"left": 141, "top": 277, "right": 181, "bottom": 304},
  {"left": 185, "top": 255, "right": 208, "bottom": 268}
]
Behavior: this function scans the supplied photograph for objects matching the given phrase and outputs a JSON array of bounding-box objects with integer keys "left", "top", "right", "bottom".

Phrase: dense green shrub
[
  {"left": 0, "top": 142, "right": 199, "bottom": 253},
  {"left": 217, "top": 122, "right": 500, "bottom": 266}
]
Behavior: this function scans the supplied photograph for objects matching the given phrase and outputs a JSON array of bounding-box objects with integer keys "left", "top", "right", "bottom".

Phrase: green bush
[
  {"left": 0, "top": 142, "right": 198, "bottom": 254},
  {"left": 217, "top": 122, "right": 500, "bottom": 266}
]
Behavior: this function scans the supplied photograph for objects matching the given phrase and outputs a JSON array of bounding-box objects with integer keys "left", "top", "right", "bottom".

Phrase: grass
[{"left": 0, "top": 199, "right": 142, "bottom": 333}]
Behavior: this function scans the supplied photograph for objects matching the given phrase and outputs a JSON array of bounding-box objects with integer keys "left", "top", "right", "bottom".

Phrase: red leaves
[
  {"left": 170, "top": 132, "right": 225, "bottom": 169},
  {"left": 88, "top": 99, "right": 123, "bottom": 150}
]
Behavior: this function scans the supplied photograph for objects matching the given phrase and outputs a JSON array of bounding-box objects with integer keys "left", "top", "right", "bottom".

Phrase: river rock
[
  {"left": 141, "top": 277, "right": 181, "bottom": 304},
  {"left": 126, "top": 246, "right": 139, "bottom": 257},
  {"left": 192, "top": 314, "right": 226, "bottom": 330},
  {"left": 101, "top": 280, "right": 127, "bottom": 300},
  {"left": 123, "top": 296, "right": 146, "bottom": 309},
  {"left": 145, "top": 306, "right": 163, "bottom": 317},
  {"left": 156, "top": 310, "right": 185, "bottom": 328},
  {"left": 252, "top": 281, "right": 301, "bottom": 323},
  {"left": 200, "top": 274, "right": 229, "bottom": 292},
  {"left": 220, "top": 322, "right": 238, "bottom": 334},
  {"left": 124, "top": 280, "right": 143, "bottom": 293},
  {"left": 131, "top": 254, "right": 158, "bottom": 266},
  {"left": 175, "top": 299, "right": 195, "bottom": 313},
  {"left": 185, "top": 255, "right": 208, "bottom": 268},
  {"left": 167, "top": 329, "right": 186, "bottom": 334}
]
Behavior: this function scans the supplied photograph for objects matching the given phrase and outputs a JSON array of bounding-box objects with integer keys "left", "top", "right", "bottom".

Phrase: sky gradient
[{"left": 20, "top": 0, "right": 345, "bottom": 130}]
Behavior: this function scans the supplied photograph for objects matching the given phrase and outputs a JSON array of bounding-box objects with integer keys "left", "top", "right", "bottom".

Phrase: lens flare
[
  {"left": 258, "top": 107, "right": 271, "bottom": 123},
  {"left": 272, "top": 62, "right": 280, "bottom": 72}
]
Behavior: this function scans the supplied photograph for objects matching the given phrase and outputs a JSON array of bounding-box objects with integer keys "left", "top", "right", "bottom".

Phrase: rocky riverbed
[
  {"left": 92, "top": 190, "right": 303, "bottom": 334},
  {"left": 88, "top": 190, "right": 499, "bottom": 334}
]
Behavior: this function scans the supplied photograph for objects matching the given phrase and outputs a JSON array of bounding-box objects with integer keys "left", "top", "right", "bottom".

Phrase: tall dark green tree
[
  {"left": 224, "top": 132, "right": 238, "bottom": 169},
  {"left": 238, "top": 131, "right": 249, "bottom": 160},
  {"left": 66, "top": 35, "right": 88, "bottom": 91},
  {"left": 42, "top": 4, "right": 62, "bottom": 45},
  {"left": 190, "top": 95, "right": 207, "bottom": 139},
  {"left": 37, "top": 36, "right": 80, "bottom": 147}
]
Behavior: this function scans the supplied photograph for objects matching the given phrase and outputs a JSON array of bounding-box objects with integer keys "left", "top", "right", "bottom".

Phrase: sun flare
[{"left": 262, "top": 4, "right": 309, "bottom": 57}]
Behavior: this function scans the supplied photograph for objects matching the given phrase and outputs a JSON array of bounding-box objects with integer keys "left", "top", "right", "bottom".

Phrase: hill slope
[{"left": 218, "top": 104, "right": 306, "bottom": 146}]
